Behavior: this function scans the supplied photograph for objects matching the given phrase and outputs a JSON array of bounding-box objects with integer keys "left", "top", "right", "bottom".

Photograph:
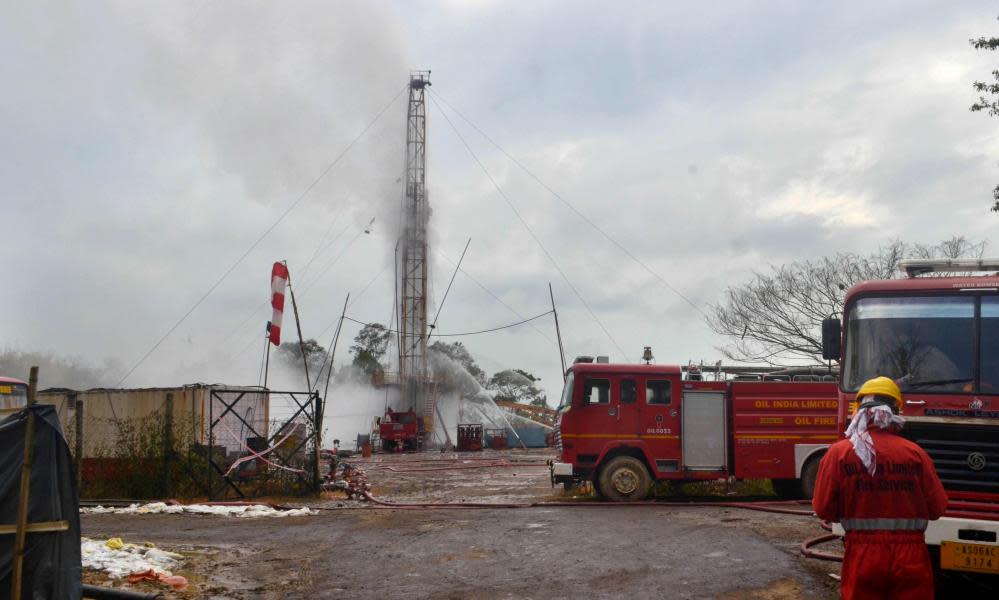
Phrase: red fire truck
[
  {"left": 379, "top": 408, "right": 423, "bottom": 452},
  {"left": 821, "top": 258, "right": 999, "bottom": 577},
  {"left": 550, "top": 359, "right": 838, "bottom": 500}
]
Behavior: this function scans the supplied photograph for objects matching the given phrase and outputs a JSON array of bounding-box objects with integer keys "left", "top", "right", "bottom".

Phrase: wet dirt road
[
  {"left": 81, "top": 450, "right": 841, "bottom": 599},
  {"left": 83, "top": 506, "right": 838, "bottom": 599}
]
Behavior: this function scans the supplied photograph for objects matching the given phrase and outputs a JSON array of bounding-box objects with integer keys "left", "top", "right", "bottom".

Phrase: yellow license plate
[{"left": 941, "top": 541, "right": 999, "bottom": 574}]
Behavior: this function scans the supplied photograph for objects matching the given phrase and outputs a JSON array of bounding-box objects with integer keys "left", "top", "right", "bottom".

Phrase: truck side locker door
[
  {"left": 681, "top": 388, "right": 728, "bottom": 472},
  {"left": 640, "top": 376, "right": 681, "bottom": 475}
]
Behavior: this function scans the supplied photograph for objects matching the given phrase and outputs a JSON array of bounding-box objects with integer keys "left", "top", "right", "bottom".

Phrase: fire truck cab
[
  {"left": 379, "top": 408, "right": 423, "bottom": 452},
  {"left": 551, "top": 359, "right": 838, "bottom": 501},
  {"left": 822, "top": 258, "right": 999, "bottom": 578}
]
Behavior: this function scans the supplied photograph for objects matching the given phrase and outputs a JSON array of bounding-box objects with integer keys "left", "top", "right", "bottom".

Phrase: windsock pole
[{"left": 264, "top": 323, "right": 272, "bottom": 390}]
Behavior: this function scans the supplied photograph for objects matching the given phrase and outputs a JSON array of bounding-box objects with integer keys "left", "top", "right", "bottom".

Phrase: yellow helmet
[{"left": 850, "top": 376, "right": 903, "bottom": 415}]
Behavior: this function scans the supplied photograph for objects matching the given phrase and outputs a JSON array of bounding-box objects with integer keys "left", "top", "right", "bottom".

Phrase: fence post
[
  {"left": 71, "top": 392, "right": 83, "bottom": 491},
  {"left": 11, "top": 366, "right": 39, "bottom": 600},
  {"left": 164, "top": 392, "right": 174, "bottom": 498},
  {"left": 312, "top": 392, "right": 321, "bottom": 493},
  {"left": 207, "top": 390, "right": 213, "bottom": 500}
]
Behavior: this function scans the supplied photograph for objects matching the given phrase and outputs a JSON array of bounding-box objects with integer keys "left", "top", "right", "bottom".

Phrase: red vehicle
[
  {"left": 379, "top": 408, "right": 423, "bottom": 452},
  {"left": 821, "top": 258, "right": 999, "bottom": 578},
  {"left": 550, "top": 359, "right": 838, "bottom": 500}
]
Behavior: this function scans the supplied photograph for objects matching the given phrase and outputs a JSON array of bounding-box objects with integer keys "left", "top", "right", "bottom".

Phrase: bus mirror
[{"left": 821, "top": 318, "right": 841, "bottom": 361}]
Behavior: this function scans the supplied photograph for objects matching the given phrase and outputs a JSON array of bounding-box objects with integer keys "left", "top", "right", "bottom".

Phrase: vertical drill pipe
[{"left": 11, "top": 366, "right": 39, "bottom": 600}]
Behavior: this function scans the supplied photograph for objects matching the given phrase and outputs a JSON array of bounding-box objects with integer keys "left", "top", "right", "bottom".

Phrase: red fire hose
[
  {"left": 326, "top": 461, "right": 845, "bottom": 561},
  {"left": 363, "top": 461, "right": 550, "bottom": 473},
  {"left": 800, "top": 533, "right": 844, "bottom": 562}
]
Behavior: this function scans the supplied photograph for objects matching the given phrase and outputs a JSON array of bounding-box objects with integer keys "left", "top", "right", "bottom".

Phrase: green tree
[
  {"left": 276, "top": 338, "right": 327, "bottom": 378},
  {"left": 428, "top": 341, "right": 486, "bottom": 385},
  {"left": 349, "top": 323, "right": 391, "bottom": 377},
  {"left": 488, "top": 369, "right": 547, "bottom": 407},
  {"left": 709, "top": 237, "right": 986, "bottom": 365},
  {"left": 970, "top": 19, "right": 999, "bottom": 211}
]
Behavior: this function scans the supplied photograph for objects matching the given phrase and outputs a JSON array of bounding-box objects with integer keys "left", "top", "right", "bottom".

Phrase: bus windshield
[
  {"left": 558, "top": 371, "right": 574, "bottom": 411},
  {"left": 842, "top": 296, "right": 981, "bottom": 393},
  {"left": 0, "top": 381, "right": 28, "bottom": 410}
]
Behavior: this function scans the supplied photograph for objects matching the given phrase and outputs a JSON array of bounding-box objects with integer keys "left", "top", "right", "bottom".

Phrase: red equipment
[
  {"left": 378, "top": 408, "right": 423, "bottom": 452},
  {"left": 486, "top": 428, "right": 508, "bottom": 450},
  {"left": 820, "top": 258, "right": 999, "bottom": 579},
  {"left": 456, "top": 424, "right": 483, "bottom": 451},
  {"left": 550, "top": 360, "right": 838, "bottom": 501}
]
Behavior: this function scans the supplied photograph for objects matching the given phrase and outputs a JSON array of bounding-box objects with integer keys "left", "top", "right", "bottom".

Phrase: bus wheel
[{"left": 598, "top": 456, "right": 652, "bottom": 502}]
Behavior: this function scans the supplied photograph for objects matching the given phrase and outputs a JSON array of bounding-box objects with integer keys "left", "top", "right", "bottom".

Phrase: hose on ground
[
  {"left": 800, "top": 533, "right": 844, "bottom": 562},
  {"left": 330, "top": 460, "right": 841, "bottom": 561}
]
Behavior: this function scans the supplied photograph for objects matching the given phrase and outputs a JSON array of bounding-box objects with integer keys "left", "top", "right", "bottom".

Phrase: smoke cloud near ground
[{"left": 0, "top": 349, "right": 123, "bottom": 390}]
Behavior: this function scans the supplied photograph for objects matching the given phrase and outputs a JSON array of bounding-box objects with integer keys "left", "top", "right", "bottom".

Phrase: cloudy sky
[{"left": 3, "top": 1, "right": 999, "bottom": 402}]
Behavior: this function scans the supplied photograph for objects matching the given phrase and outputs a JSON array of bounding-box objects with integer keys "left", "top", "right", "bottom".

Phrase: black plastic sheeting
[{"left": 0, "top": 404, "right": 82, "bottom": 599}]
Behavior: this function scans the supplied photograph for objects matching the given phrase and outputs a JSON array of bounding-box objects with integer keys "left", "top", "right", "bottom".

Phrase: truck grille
[{"left": 904, "top": 422, "right": 999, "bottom": 495}]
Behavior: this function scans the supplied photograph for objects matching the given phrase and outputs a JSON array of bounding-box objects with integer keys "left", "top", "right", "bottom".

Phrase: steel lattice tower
[{"left": 399, "top": 71, "right": 431, "bottom": 417}]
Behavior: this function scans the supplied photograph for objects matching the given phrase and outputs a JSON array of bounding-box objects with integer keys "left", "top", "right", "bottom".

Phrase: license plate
[{"left": 941, "top": 541, "right": 999, "bottom": 574}]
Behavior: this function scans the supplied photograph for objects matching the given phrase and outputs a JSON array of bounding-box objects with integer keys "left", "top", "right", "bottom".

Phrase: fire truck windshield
[
  {"left": 842, "top": 296, "right": 981, "bottom": 393},
  {"left": 557, "top": 371, "right": 574, "bottom": 411}
]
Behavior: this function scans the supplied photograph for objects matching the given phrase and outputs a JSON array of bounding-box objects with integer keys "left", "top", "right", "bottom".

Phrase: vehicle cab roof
[
  {"left": 568, "top": 363, "right": 683, "bottom": 376},
  {"left": 0, "top": 376, "right": 28, "bottom": 385},
  {"left": 845, "top": 275, "right": 999, "bottom": 306}
]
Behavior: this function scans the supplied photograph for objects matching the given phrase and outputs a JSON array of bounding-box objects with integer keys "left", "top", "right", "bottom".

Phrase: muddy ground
[{"left": 82, "top": 449, "right": 844, "bottom": 599}]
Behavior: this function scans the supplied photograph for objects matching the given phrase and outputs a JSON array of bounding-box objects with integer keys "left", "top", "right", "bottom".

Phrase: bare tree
[
  {"left": 970, "top": 18, "right": 999, "bottom": 212},
  {"left": 708, "top": 237, "right": 986, "bottom": 365}
]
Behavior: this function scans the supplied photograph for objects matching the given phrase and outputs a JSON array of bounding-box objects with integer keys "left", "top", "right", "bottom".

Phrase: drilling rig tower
[{"left": 398, "top": 71, "right": 434, "bottom": 427}]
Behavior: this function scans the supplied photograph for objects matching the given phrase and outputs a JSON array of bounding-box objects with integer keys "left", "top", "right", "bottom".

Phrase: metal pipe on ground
[{"left": 82, "top": 584, "right": 162, "bottom": 600}]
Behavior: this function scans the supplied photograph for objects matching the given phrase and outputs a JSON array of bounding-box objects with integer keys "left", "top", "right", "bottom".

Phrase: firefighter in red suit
[{"left": 813, "top": 376, "right": 948, "bottom": 600}]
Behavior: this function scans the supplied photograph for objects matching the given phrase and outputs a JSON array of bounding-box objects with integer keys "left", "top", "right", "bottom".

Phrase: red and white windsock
[{"left": 268, "top": 262, "right": 289, "bottom": 346}]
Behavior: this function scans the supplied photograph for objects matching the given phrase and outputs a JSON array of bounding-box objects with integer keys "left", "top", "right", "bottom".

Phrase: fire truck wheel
[
  {"left": 383, "top": 440, "right": 396, "bottom": 453},
  {"left": 799, "top": 456, "right": 821, "bottom": 499},
  {"left": 598, "top": 456, "right": 652, "bottom": 502}
]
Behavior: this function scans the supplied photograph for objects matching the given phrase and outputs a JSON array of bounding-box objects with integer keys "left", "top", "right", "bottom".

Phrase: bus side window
[
  {"left": 583, "top": 378, "right": 611, "bottom": 405},
  {"left": 647, "top": 380, "right": 671, "bottom": 405}
]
